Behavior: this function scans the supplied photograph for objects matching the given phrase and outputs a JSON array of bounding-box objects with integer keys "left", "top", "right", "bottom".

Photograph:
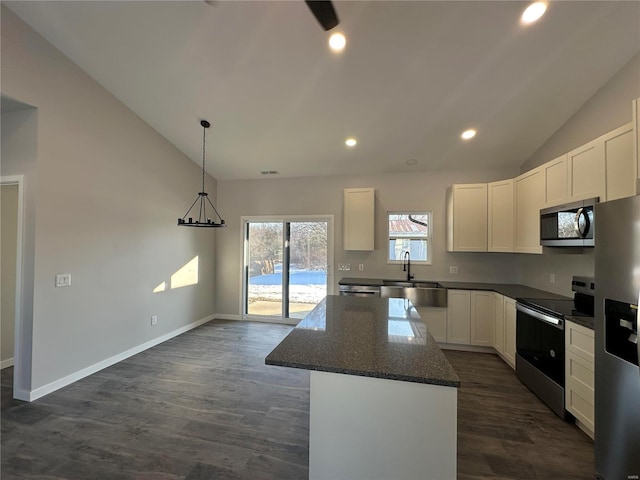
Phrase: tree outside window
[{"left": 388, "top": 212, "right": 432, "bottom": 264}]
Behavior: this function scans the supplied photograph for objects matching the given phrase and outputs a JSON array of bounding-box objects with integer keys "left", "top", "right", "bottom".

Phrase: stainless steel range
[{"left": 515, "top": 276, "right": 594, "bottom": 419}]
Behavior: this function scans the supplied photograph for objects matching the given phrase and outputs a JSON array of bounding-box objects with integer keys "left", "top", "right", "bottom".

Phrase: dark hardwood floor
[
  {"left": 444, "top": 350, "right": 595, "bottom": 480},
  {"left": 1, "top": 320, "right": 595, "bottom": 479},
  {"left": 1, "top": 321, "right": 310, "bottom": 480}
]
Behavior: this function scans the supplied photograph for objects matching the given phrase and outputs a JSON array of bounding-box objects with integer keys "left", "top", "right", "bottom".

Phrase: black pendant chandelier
[{"left": 178, "top": 120, "right": 225, "bottom": 228}]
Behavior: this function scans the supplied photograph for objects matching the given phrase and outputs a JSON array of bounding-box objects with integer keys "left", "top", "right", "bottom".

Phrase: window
[
  {"left": 387, "top": 212, "right": 432, "bottom": 264},
  {"left": 242, "top": 215, "right": 334, "bottom": 321}
]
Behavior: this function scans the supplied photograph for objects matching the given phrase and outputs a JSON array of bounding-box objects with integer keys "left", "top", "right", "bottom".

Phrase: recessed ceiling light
[
  {"left": 461, "top": 129, "right": 477, "bottom": 140},
  {"left": 345, "top": 138, "right": 357, "bottom": 147},
  {"left": 521, "top": 2, "right": 547, "bottom": 24},
  {"left": 329, "top": 32, "right": 346, "bottom": 52}
]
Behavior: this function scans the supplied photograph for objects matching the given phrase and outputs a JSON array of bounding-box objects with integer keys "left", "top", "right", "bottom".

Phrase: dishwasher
[{"left": 338, "top": 284, "right": 380, "bottom": 297}]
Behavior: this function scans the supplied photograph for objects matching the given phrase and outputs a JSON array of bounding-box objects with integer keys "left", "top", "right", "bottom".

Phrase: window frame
[{"left": 386, "top": 211, "right": 433, "bottom": 265}]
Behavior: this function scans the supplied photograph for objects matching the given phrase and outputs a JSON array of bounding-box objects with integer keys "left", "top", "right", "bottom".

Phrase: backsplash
[{"left": 516, "top": 248, "right": 594, "bottom": 297}]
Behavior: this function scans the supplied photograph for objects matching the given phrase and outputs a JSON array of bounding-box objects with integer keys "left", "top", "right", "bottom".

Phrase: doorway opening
[{"left": 1, "top": 182, "right": 20, "bottom": 370}]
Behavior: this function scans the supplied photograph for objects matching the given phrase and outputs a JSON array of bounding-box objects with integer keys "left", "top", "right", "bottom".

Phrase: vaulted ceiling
[{"left": 5, "top": 1, "right": 640, "bottom": 180}]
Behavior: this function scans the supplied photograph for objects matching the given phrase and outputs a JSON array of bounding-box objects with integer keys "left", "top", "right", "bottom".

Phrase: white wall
[
  {"left": 216, "top": 168, "right": 520, "bottom": 316},
  {"left": 1, "top": 7, "right": 219, "bottom": 395},
  {"left": 522, "top": 51, "right": 640, "bottom": 172},
  {"left": 516, "top": 50, "right": 640, "bottom": 297}
]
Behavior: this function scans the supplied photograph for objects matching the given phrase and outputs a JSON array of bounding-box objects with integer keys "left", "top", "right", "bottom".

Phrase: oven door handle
[{"left": 516, "top": 303, "right": 563, "bottom": 327}]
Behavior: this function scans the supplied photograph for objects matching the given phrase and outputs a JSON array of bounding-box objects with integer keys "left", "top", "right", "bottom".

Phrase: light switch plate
[{"left": 55, "top": 273, "right": 72, "bottom": 287}]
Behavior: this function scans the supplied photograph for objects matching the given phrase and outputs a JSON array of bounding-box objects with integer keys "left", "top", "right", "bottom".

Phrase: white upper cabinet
[
  {"left": 604, "top": 123, "right": 636, "bottom": 202},
  {"left": 343, "top": 188, "right": 374, "bottom": 251},
  {"left": 567, "top": 139, "right": 605, "bottom": 202},
  {"left": 514, "top": 166, "right": 544, "bottom": 254},
  {"left": 566, "top": 122, "right": 634, "bottom": 203},
  {"left": 488, "top": 179, "right": 514, "bottom": 252},
  {"left": 447, "top": 184, "right": 488, "bottom": 252},
  {"left": 542, "top": 155, "right": 568, "bottom": 208}
]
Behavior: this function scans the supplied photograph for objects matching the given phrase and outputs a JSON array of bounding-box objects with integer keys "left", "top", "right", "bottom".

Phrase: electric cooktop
[{"left": 516, "top": 297, "right": 590, "bottom": 320}]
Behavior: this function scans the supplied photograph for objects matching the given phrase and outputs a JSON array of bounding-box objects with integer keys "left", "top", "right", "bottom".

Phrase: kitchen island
[{"left": 266, "top": 295, "right": 460, "bottom": 480}]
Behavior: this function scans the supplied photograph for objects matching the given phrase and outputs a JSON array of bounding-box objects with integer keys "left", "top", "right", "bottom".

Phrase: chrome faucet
[{"left": 402, "top": 251, "right": 414, "bottom": 282}]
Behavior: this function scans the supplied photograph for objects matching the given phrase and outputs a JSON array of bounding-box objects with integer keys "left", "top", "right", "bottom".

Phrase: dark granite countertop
[
  {"left": 339, "top": 277, "right": 569, "bottom": 301},
  {"left": 265, "top": 295, "right": 460, "bottom": 388},
  {"left": 566, "top": 315, "right": 595, "bottom": 330},
  {"left": 437, "top": 281, "right": 570, "bottom": 301}
]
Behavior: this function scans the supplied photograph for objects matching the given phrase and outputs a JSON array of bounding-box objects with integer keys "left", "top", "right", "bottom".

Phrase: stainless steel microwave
[{"left": 540, "top": 198, "right": 598, "bottom": 247}]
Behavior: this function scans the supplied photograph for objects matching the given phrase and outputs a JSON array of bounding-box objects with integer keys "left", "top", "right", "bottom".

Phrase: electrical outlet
[
  {"left": 449, "top": 266, "right": 459, "bottom": 274},
  {"left": 549, "top": 273, "right": 555, "bottom": 284},
  {"left": 359, "top": 264, "right": 364, "bottom": 271},
  {"left": 151, "top": 315, "right": 158, "bottom": 326},
  {"left": 55, "top": 273, "right": 72, "bottom": 287}
]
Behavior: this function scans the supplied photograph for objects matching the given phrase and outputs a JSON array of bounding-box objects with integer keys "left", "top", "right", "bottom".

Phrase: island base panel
[{"left": 309, "top": 370, "right": 457, "bottom": 480}]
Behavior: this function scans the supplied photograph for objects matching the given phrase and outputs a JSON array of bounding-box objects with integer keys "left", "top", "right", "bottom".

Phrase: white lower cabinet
[
  {"left": 447, "top": 290, "right": 471, "bottom": 345},
  {"left": 504, "top": 298, "right": 517, "bottom": 368},
  {"left": 416, "top": 306, "right": 447, "bottom": 343},
  {"left": 493, "top": 293, "right": 505, "bottom": 355},
  {"left": 492, "top": 294, "right": 516, "bottom": 369},
  {"left": 565, "top": 321, "right": 595, "bottom": 438},
  {"left": 447, "top": 290, "right": 494, "bottom": 346},
  {"left": 470, "top": 291, "right": 494, "bottom": 346}
]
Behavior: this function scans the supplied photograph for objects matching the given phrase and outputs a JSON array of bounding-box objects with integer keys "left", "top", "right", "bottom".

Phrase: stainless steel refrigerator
[{"left": 595, "top": 195, "right": 640, "bottom": 479}]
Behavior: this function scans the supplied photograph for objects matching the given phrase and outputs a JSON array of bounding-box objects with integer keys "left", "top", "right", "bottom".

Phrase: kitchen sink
[
  {"left": 413, "top": 281, "right": 442, "bottom": 289},
  {"left": 382, "top": 280, "right": 443, "bottom": 289},
  {"left": 382, "top": 280, "right": 416, "bottom": 287},
  {"left": 380, "top": 282, "right": 447, "bottom": 308}
]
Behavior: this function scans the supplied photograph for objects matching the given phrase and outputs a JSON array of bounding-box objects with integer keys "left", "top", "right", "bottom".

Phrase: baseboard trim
[
  {"left": 575, "top": 418, "right": 594, "bottom": 440},
  {"left": 215, "top": 313, "right": 298, "bottom": 326},
  {"left": 438, "top": 343, "right": 496, "bottom": 354},
  {"left": 1, "top": 357, "right": 14, "bottom": 369},
  {"left": 27, "top": 315, "right": 214, "bottom": 402},
  {"left": 14, "top": 387, "right": 30, "bottom": 402},
  {"left": 213, "top": 313, "right": 243, "bottom": 321}
]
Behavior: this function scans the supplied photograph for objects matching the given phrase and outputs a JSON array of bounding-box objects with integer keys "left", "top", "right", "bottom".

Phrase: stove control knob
[{"left": 550, "top": 349, "right": 556, "bottom": 358}]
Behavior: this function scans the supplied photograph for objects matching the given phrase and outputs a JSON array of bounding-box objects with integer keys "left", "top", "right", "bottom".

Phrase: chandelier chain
[{"left": 202, "top": 124, "right": 206, "bottom": 193}]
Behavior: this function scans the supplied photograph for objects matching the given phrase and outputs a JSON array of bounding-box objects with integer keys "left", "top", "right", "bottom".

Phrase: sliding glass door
[{"left": 243, "top": 216, "right": 332, "bottom": 320}]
